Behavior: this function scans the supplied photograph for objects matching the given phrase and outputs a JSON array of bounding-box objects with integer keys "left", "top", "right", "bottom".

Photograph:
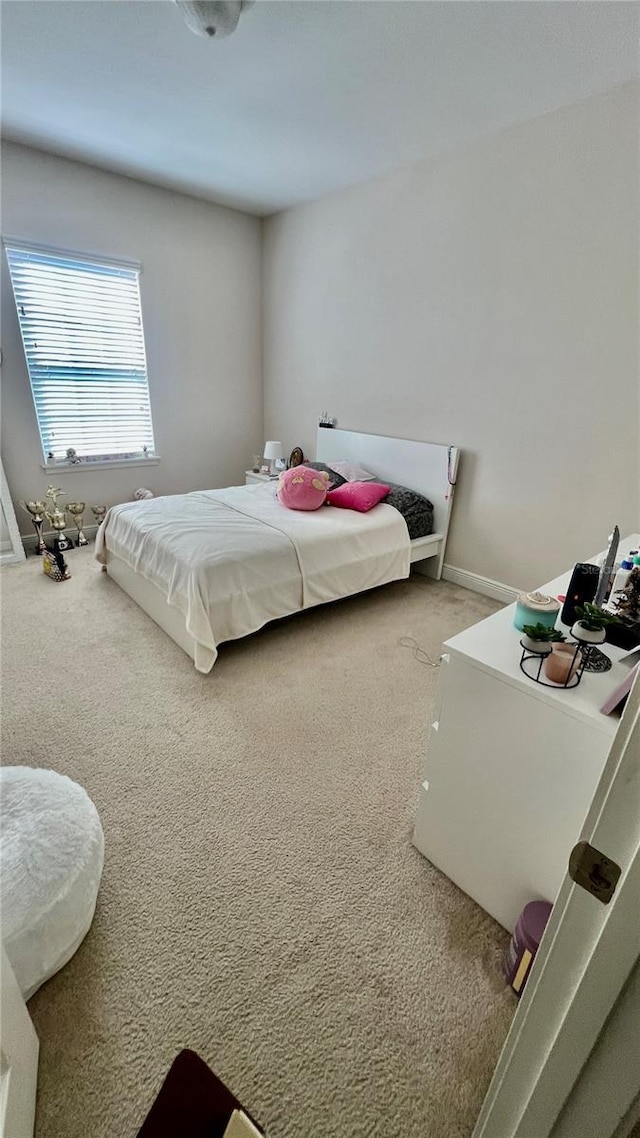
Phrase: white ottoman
[{"left": 0, "top": 766, "right": 104, "bottom": 999}]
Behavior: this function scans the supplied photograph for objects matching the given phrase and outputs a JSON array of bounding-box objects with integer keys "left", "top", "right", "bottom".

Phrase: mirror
[{"left": 0, "top": 459, "right": 26, "bottom": 565}]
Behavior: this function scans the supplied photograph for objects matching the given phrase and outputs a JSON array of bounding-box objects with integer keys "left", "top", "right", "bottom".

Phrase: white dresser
[{"left": 412, "top": 536, "right": 639, "bottom": 932}]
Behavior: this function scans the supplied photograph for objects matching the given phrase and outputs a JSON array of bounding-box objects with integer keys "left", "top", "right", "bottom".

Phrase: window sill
[{"left": 40, "top": 457, "right": 161, "bottom": 473}]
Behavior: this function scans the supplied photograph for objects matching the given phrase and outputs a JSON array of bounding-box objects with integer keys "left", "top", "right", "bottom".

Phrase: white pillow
[{"left": 327, "top": 460, "right": 376, "bottom": 482}]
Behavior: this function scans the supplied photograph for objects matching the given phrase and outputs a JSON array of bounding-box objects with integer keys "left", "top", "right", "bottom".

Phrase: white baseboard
[
  {"left": 21, "top": 524, "right": 99, "bottom": 553},
  {"left": 442, "top": 563, "right": 519, "bottom": 604}
]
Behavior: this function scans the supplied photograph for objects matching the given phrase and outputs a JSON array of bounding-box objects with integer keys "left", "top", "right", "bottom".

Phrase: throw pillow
[
  {"left": 302, "top": 462, "right": 348, "bottom": 489},
  {"left": 383, "top": 484, "right": 434, "bottom": 539},
  {"left": 325, "top": 460, "right": 376, "bottom": 482},
  {"left": 326, "top": 481, "right": 391, "bottom": 513}
]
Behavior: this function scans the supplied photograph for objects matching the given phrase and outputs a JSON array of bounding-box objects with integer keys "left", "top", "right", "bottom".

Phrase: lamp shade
[{"left": 263, "top": 441, "right": 284, "bottom": 461}]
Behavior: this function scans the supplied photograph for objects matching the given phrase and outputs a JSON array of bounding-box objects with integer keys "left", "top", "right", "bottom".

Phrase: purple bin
[{"left": 504, "top": 900, "right": 553, "bottom": 996}]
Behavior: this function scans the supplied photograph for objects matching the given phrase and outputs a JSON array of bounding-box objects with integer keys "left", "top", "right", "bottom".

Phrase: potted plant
[
  {"left": 571, "top": 602, "right": 620, "bottom": 645},
  {"left": 521, "top": 622, "right": 566, "bottom": 655}
]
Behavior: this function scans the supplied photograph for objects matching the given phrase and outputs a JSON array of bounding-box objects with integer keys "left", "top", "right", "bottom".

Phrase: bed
[{"left": 96, "top": 428, "right": 459, "bottom": 672}]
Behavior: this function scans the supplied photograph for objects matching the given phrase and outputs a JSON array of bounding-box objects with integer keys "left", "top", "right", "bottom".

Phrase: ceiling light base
[{"left": 175, "top": 1, "right": 253, "bottom": 39}]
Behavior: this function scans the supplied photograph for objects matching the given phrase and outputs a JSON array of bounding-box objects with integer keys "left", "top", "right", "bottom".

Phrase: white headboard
[{"left": 316, "top": 427, "right": 459, "bottom": 544}]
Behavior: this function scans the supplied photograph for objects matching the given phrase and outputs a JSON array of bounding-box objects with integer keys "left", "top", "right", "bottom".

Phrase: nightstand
[{"left": 244, "top": 471, "right": 275, "bottom": 485}]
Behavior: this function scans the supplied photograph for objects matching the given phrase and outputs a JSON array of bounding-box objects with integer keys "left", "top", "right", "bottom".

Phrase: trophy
[
  {"left": 67, "top": 501, "right": 89, "bottom": 546},
  {"left": 91, "top": 504, "right": 107, "bottom": 529},
  {"left": 44, "top": 484, "right": 73, "bottom": 554},
  {"left": 20, "top": 500, "right": 48, "bottom": 555}
]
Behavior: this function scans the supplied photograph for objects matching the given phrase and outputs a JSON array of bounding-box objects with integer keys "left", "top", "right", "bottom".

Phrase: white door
[
  {"left": 473, "top": 669, "right": 640, "bottom": 1138},
  {"left": 0, "top": 948, "right": 39, "bottom": 1138}
]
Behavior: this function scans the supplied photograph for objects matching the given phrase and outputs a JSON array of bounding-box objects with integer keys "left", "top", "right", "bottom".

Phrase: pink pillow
[
  {"left": 326, "top": 481, "right": 390, "bottom": 512},
  {"left": 277, "top": 465, "right": 329, "bottom": 510}
]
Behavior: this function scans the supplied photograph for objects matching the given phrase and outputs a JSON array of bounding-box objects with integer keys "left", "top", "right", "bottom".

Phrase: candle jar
[
  {"left": 543, "top": 643, "right": 582, "bottom": 686},
  {"left": 514, "top": 592, "right": 561, "bottom": 633}
]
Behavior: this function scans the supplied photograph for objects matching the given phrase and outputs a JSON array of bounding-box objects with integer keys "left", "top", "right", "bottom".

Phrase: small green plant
[
  {"left": 574, "top": 602, "right": 620, "bottom": 631},
  {"left": 522, "top": 622, "right": 566, "bottom": 643}
]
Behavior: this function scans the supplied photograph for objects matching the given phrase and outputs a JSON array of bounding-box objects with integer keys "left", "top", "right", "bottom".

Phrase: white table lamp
[{"left": 263, "top": 441, "right": 283, "bottom": 476}]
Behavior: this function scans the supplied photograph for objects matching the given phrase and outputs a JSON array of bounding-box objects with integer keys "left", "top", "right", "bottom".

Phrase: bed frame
[
  {"left": 104, "top": 429, "right": 459, "bottom": 665},
  {"left": 316, "top": 427, "right": 458, "bottom": 579}
]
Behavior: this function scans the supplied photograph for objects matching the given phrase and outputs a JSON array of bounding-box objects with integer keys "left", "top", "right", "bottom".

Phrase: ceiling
[{"left": 1, "top": 1, "right": 637, "bottom": 216}]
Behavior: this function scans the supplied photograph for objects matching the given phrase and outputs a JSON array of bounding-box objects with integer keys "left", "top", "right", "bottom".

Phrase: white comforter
[{"left": 96, "top": 482, "right": 410, "bottom": 672}]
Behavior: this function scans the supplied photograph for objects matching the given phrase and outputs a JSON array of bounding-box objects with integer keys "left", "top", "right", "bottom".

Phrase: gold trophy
[
  {"left": 21, "top": 500, "right": 48, "bottom": 555},
  {"left": 91, "top": 504, "right": 107, "bottom": 529},
  {"left": 44, "top": 484, "right": 73, "bottom": 554},
  {"left": 67, "top": 501, "right": 89, "bottom": 546}
]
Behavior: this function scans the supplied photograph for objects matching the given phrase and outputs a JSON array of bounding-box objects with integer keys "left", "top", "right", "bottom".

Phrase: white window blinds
[{"left": 5, "top": 243, "right": 156, "bottom": 463}]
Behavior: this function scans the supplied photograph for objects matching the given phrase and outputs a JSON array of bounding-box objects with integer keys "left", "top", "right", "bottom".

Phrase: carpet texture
[{"left": 1, "top": 554, "right": 514, "bottom": 1138}]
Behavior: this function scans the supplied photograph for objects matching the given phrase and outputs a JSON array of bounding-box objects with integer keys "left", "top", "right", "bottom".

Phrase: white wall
[
  {"left": 1, "top": 142, "right": 262, "bottom": 534},
  {"left": 263, "top": 83, "right": 639, "bottom": 590}
]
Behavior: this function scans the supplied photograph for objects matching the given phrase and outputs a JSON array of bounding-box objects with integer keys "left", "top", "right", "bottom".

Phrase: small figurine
[
  {"left": 46, "top": 484, "right": 64, "bottom": 507},
  {"left": 66, "top": 447, "right": 82, "bottom": 464},
  {"left": 318, "top": 411, "right": 336, "bottom": 428}
]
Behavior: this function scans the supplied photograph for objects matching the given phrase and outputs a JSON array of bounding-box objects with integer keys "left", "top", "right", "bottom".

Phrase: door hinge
[{"left": 568, "top": 841, "right": 621, "bottom": 904}]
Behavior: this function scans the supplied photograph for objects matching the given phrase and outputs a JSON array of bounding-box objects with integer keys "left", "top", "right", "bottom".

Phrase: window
[{"left": 4, "top": 242, "right": 156, "bottom": 465}]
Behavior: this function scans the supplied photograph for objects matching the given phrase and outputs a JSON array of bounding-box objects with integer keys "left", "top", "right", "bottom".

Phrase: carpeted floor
[{"left": 1, "top": 553, "right": 514, "bottom": 1138}]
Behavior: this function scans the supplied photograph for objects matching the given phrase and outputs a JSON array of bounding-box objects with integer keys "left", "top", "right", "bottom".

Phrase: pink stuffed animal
[{"left": 277, "top": 465, "right": 329, "bottom": 510}]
